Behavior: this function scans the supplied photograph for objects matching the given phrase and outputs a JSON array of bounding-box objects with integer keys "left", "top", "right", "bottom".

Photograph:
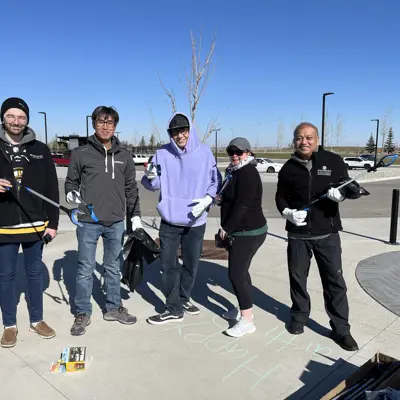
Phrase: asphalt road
[{"left": 58, "top": 173, "right": 400, "bottom": 219}]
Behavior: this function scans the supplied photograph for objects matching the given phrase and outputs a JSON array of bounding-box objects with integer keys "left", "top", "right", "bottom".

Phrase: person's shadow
[
  {"left": 134, "top": 257, "right": 330, "bottom": 337},
  {"left": 52, "top": 250, "right": 130, "bottom": 315}
]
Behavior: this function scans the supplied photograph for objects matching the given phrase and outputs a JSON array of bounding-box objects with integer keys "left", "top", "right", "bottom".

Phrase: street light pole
[
  {"left": 321, "top": 92, "right": 334, "bottom": 148},
  {"left": 371, "top": 119, "right": 380, "bottom": 167},
  {"left": 86, "top": 115, "right": 91, "bottom": 138},
  {"left": 38, "top": 112, "right": 48, "bottom": 145},
  {"left": 215, "top": 130, "right": 218, "bottom": 166}
]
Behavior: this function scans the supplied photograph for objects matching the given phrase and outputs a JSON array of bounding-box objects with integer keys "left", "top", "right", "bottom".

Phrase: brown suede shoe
[
  {"left": 1, "top": 327, "right": 18, "bottom": 348},
  {"left": 29, "top": 321, "right": 56, "bottom": 339}
]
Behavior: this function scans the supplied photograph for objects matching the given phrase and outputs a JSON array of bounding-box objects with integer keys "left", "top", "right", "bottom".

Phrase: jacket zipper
[
  {"left": 0, "top": 147, "right": 22, "bottom": 223},
  {"left": 308, "top": 170, "right": 312, "bottom": 235}
]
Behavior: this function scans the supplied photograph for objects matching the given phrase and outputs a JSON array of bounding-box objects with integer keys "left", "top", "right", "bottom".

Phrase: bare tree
[
  {"left": 335, "top": 114, "right": 344, "bottom": 149},
  {"left": 323, "top": 111, "right": 334, "bottom": 149},
  {"left": 149, "top": 108, "right": 161, "bottom": 143},
  {"left": 158, "top": 76, "right": 176, "bottom": 114},
  {"left": 276, "top": 120, "right": 285, "bottom": 151},
  {"left": 159, "top": 31, "right": 218, "bottom": 143}
]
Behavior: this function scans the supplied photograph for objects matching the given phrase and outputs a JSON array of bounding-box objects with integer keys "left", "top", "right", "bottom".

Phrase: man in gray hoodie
[{"left": 65, "top": 106, "right": 142, "bottom": 336}]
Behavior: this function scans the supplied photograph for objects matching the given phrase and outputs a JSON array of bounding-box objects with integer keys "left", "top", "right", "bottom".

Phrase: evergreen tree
[
  {"left": 365, "top": 133, "right": 376, "bottom": 153},
  {"left": 384, "top": 127, "right": 395, "bottom": 153},
  {"left": 139, "top": 136, "right": 146, "bottom": 148},
  {"left": 148, "top": 134, "right": 157, "bottom": 148}
]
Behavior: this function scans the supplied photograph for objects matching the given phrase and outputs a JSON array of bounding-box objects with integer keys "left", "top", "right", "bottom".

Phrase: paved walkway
[{"left": 1, "top": 217, "right": 400, "bottom": 399}]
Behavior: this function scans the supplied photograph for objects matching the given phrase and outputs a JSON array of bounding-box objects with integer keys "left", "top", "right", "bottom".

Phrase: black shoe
[
  {"left": 70, "top": 313, "right": 91, "bottom": 336},
  {"left": 147, "top": 310, "right": 184, "bottom": 325},
  {"left": 330, "top": 331, "right": 359, "bottom": 351},
  {"left": 103, "top": 307, "right": 137, "bottom": 325},
  {"left": 182, "top": 301, "right": 200, "bottom": 315},
  {"left": 286, "top": 319, "right": 305, "bottom": 335}
]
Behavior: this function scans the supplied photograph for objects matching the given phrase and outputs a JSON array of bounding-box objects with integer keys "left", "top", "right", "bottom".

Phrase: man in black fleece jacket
[
  {"left": 0, "top": 97, "right": 59, "bottom": 348},
  {"left": 65, "top": 106, "right": 141, "bottom": 336},
  {"left": 275, "top": 122, "right": 358, "bottom": 352}
]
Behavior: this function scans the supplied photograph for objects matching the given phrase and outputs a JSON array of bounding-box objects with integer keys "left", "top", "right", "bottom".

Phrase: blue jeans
[
  {"left": 159, "top": 220, "right": 206, "bottom": 315},
  {"left": 0, "top": 241, "right": 44, "bottom": 326},
  {"left": 75, "top": 221, "right": 124, "bottom": 315}
]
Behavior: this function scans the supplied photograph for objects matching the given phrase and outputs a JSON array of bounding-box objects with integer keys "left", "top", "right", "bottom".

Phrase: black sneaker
[
  {"left": 103, "top": 307, "right": 137, "bottom": 325},
  {"left": 286, "top": 319, "right": 305, "bottom": 335},
  {"left": 182, "top": 301, "right": 200, "bottom": 315},
  {"left": 147, "top": 310, "right": 184, "bottom": 325},
  {"left": 70, "top": 313, "right": 91, "bottom": 336},
  {"left": 330, "top": 331, "right": 359, "bottom": 351}
]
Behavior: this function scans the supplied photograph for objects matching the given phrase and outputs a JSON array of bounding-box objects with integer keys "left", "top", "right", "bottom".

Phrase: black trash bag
[
  {"left": 330, "top": 176, "right": 370, "bottom": 199},
  {"left": 121, "top": 228, "right": 161, "bottom": 292}
]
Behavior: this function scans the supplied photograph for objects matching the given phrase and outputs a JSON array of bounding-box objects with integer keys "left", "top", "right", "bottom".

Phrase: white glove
[
  {"left": 327, "top": 188, "right": 345, "bottom": 202},
  {"left": 282, "top": 208, "right": 307, "bottom": 226},
  {"left": 66, "top": 190, "right": 82, "bottom": 204},
  {"left": 145, "top": 163, "right": 158, "bottom": 180},
  {"left": 131, "top": 216, "right": 143, "bottom": 231},
  {"left": 191, "top": 195, "right": 213, "bottom": 218}
]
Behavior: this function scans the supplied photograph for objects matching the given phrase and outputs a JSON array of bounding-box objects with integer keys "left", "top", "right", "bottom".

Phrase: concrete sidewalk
[{"left": 1, "top": 217, "right": 400, "bottom": 400}]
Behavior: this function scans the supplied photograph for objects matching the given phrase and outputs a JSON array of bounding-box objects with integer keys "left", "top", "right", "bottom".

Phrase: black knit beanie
[{"left": 1, "top": 97, "right": 30, "bottom": 123}]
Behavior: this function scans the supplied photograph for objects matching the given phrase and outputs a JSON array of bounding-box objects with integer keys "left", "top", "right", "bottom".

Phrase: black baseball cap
[{"left": 168, "top": 113, "right": 190, "bottom": 133}]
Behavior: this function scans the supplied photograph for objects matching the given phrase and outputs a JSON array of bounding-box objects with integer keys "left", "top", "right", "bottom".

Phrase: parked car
[
  {"left": 343, "top": 157, "right": 374, "bottom": 170},
  {"left": 143, "top": 155, "right": 153, "bottom": 169},
  {"left": 255, "top": 158, "right": 283, "bottom": 173},
  {"left": 52, "top": 154, "right": 70, "bottom": 167},
  {"left": 132, "top": 154, "right": 149, "bottom": 165},
  {"left": 360, "top": 154, "right": 376, "bottom": 162}
]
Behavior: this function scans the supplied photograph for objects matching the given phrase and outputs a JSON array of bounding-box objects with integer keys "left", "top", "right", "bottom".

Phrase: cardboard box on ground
[{"left": 322, "top": 352, "right": 400, "bottom": 399}]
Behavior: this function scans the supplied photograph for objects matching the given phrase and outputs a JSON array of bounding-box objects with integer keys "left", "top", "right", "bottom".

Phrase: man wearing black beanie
[{"left": 0, "top": 97, "right": 59, "bottom": 348}]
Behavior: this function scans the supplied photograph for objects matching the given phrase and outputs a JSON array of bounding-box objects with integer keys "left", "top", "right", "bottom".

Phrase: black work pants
[
  {"left": 228, "top": 232, "right": 267, "bottom": 310},
  {"left": 287, "top": 233, "right": 350, "bottom": 335}
]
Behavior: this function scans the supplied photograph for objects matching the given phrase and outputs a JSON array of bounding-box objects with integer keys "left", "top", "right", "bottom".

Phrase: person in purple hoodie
[{"left": 141, "top": 112, "right": 221, "bottom": 324}]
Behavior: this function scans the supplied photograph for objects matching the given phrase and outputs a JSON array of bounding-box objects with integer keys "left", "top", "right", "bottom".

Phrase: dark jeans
[
  {"left": 0, "top": 241, "right": 44, "bottom": 326},
  {"left": 287, "top": 233, "right": 350, "bottom": 335},
  {"left": 75, "top": 221, "right": 124, "bottom": 315},
  {"left": 228, "top": 232, "right": 267, "bottom": 310},
  {"left": 159, "top": 220, "right": 206, "bottom": 315}
]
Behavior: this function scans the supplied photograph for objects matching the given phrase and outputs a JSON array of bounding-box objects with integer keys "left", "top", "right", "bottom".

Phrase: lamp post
[
  {"left": 86, "top": 115, "right": 91, "bottom": 138},
  {"left": 38, "top": 112, "right": 48, "bottom": 145},
  {"left": 321, "top": 92, "right": 334, "bottom": 148},
  {"left": 215, "top": 129, "right": 218, "bottom": 166},
  {"left": 115, "top": 131, "right": 121, "bottom": 139},
  {"left": 371, "top": 119, "right": 380, "bottom": 167}
]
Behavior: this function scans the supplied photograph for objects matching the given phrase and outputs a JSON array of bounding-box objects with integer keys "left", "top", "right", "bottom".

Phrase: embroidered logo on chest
[{"left": 317, "top": 165, "right": 332, "bottom": 176}]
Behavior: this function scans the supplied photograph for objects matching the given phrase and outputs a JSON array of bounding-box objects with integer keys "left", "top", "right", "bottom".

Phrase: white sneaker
[
  {"left": 221, "top": 307, "right": 240, "bottom": 321},
  {"left": 225, "top": 317, "right": 256, "bottom": 338}
]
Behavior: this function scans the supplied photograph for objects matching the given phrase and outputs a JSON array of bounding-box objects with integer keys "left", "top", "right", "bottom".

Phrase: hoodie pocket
[{"left": 156, "top": 197, "right": 197, "bottom": 226}]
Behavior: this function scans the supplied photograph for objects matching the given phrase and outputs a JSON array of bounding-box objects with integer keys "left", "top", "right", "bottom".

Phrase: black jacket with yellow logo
[{"left": 0, "top": 126, "right": 59, "bottom": 242}]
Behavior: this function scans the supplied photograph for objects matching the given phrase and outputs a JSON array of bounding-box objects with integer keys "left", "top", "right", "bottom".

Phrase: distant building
[{"left": 56, "top": 135, "right": 89, "bottom": 151}]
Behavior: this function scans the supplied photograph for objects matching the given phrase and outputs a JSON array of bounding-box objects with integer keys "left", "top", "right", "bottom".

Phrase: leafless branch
[
  {"left": 149, "top": 108, "right": 161, "bottom": 143},
  {"left": 187, "top": 31, "right": 216, "bottom": 123},
  {"left": 201, "top": 118, "right": 221, "bottom": 143},
  {"left": 158, "top": 74, "right": 177, "bottom": 114}
]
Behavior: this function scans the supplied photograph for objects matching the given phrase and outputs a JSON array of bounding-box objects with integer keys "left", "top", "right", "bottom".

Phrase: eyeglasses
[
  {"left": 227, "top": 149, "right": 244, "bottom": 156},
  {"left": 170, "top": 127, "right": 189, "bottom": 137},
  {"left": 95, "top": 119, "right": 116, "bottom": 128},
  {"left": 4, "top": 114, "right": 27, "bottom": 124}
]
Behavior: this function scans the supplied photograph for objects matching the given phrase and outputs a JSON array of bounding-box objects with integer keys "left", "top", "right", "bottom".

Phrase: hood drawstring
[
  {"left": 112, "top": 153, "right": 115, "bottom": 179},
  {"left": 103, "top": 146, "right": 115, "bottom": 179},
  {"left": 104, "top": 147, "right": 108, "bottom": 173}
]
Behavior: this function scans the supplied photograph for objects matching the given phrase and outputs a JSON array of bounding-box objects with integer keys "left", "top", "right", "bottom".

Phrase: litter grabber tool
[
  {"left": 303, "top": 153, "right": 398, "bottom": 211},
  {"left": 22, "top": 185, "right": 97, "bottom": 227},
  {"left": 68, "top": 192, "right": 99, "bottom": 223}
]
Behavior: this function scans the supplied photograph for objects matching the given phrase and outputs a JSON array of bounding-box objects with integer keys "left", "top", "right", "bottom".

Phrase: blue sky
[{"left": 1, "top": 0, "right": 399, "bottom": 148}]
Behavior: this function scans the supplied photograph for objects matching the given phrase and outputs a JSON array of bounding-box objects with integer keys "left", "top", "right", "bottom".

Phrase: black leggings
[{"left": 228, "top": 232, "right": 267, "bottom": 310}]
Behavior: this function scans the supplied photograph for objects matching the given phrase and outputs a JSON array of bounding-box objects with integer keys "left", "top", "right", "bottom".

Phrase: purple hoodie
[{"left": 141, "top": 112, "right": 222, "bottom": 227}]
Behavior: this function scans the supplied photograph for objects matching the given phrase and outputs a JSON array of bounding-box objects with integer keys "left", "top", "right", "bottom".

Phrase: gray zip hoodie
[{"left": 65, "top": 134, "right": 140, "bottom": 225}]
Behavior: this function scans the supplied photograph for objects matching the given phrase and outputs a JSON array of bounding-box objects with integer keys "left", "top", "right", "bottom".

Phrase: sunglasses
[{"left": 227, "top": 149, "right": 244, "bottom": 156}]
